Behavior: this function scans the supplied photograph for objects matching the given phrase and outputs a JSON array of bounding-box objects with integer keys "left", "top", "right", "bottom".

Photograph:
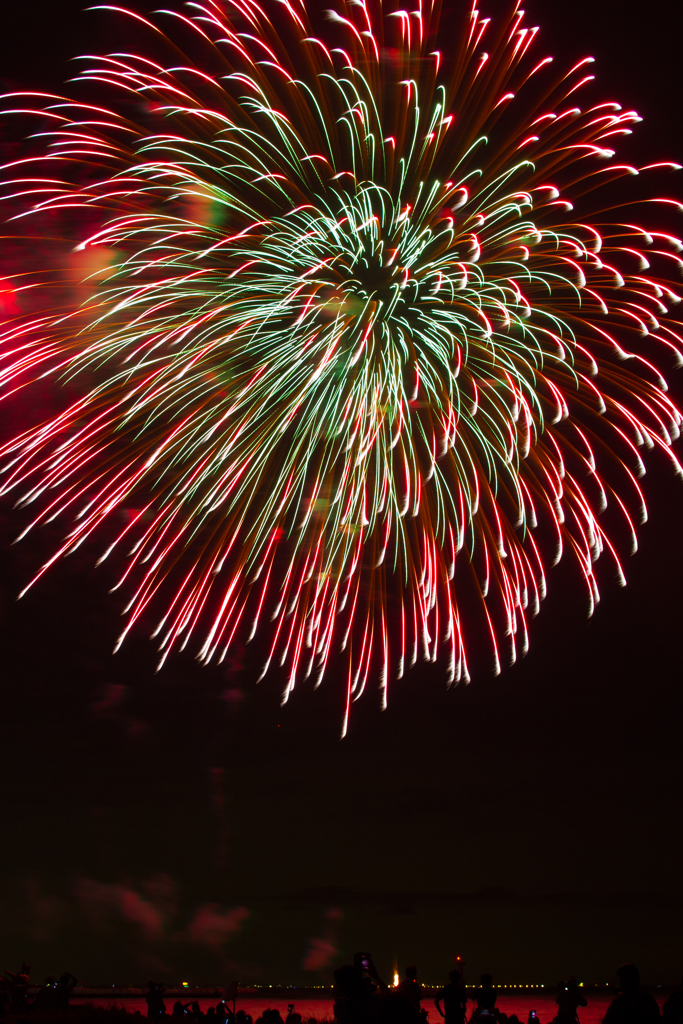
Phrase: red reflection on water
[{"left": 71, "top": 993, "right": 656, "bottom": 1024}]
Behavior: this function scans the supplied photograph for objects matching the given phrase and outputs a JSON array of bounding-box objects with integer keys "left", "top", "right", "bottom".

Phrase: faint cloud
[
  {"left": 74, "top": 878, "right": 164, "bottom": 941},
  {"left": 186, "top": 904, "right": 249, "bottom": 948},
  {"left": 91, "top": 683, "right": 127, "bottom": 718},
  {"left": 25, "top": 878, "right": 68, "bottom": 942},
  {"left": 135, "top": 952, "right": 174, "bottom": 977},
  {"left": 30, "top": 874, "right": 251, "bottom": 971},
  {"left": 90, "top": 682, "right": 148, "bottom": 738},
  {"left": 141, "top": 873, "right": 179, "bottom": 922},
  {"left": 302, "top": 907, "right": 343, "bottom": 973},
  {"left": 117, "top": 885, "right": 164, "bottom": 941},
  {"left": 303, "top": 936, "right": 338, "bottom": 972},
  {"left": 74, "top": 878, "right": 115, "bottom": 931}
]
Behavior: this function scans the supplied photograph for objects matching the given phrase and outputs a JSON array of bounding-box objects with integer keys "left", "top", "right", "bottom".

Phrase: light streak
[{"left": 0, "top": 0, "right": 682, "bottom": 732}]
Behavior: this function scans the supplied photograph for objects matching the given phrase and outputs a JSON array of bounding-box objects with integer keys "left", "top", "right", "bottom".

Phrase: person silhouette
[
  {"left": 603, "top": 965, "right": 660, "bottom": 1024},
  {"left": 471, "top": 976, "right": 498, "bottom": 1024},
  {"left": 145, "top": 982, "right": 167, "bottom": 1019},
  {"left": 55, "top": 973, "right": 78, "bottom": 1012},
  {"left": 334, "top": 953, "right": 387, "bottom": 1024},
  {"left": 34, "top": 978, "right": 57, "bottom": 1011},
  {"left": 4, "top": 964, "right": 30, "bottom": 1013},
  {"left": 663, "top": 980, "right": 683, "bottom": 1024},
  {"left": 555, "top": 978, "right": 587, "bottom": 1024},
  {"left": 397, "top": 967, "right": 423, "bottom": 1020},
  {"left": 435, "top": 970, "right": 468, "bottom": 1024}
]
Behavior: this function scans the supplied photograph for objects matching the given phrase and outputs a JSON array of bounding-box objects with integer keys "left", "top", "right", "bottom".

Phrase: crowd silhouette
[
  {"left": 1, "top": 967, "right": 78, "bottom": 1016},
  {"left": 331, "top": 958, "right": 682, "bottom": 1024},
  {"left": 1, "top": 959, "right": 682, "bottom": 1024}
]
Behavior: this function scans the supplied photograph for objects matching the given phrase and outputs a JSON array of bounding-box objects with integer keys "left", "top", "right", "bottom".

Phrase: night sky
[{"left": 1, "top": 0, "right": 682, "bottom": 989}]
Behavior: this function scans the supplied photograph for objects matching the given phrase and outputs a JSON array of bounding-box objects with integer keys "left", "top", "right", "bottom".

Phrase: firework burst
[{"left": 1, "top": 0, "right": 682, "bottom": 731}]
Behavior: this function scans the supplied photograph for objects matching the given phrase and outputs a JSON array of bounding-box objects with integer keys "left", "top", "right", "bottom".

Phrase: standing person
[
  {"left": 663, "top": 980, "right": 683, "bottom": 1024},
  {"left": 555, "top": 978, "right": 588, "bottom": 1024},
  {"left": 334, "top": 953, "right": 387, "bottom": 1024},
  {"left": 396, "top": 967, "right": 424, "bottom": 1024},
  {"left": 55, "top": 973, "right": 78, "bottom": 1011},
  {"left": 471, "top": 976, "right": 498, "bottom": 1024},
  {"left": 4, "top": 963, "right": 30, "bottom": 1013},
  {"left": 435, "top": 970, "right": 468, "bottom": 1024},
  {"left": 146, "top": 982, "right": 167, "bottom": 1019},
  {"left": 397, "top": 968, "right": 423, "bottom": 1016},
  {"left": 603, "top": 965, "right": 660, "bottom": 1024},
  {"left": 34, "top": 977, "right": 58, "bottom": 1011}
]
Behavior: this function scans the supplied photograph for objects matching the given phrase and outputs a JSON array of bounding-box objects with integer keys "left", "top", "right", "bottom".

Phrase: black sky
[{"left": 1, "top": 0, "right": 682, "bottom": 989}]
